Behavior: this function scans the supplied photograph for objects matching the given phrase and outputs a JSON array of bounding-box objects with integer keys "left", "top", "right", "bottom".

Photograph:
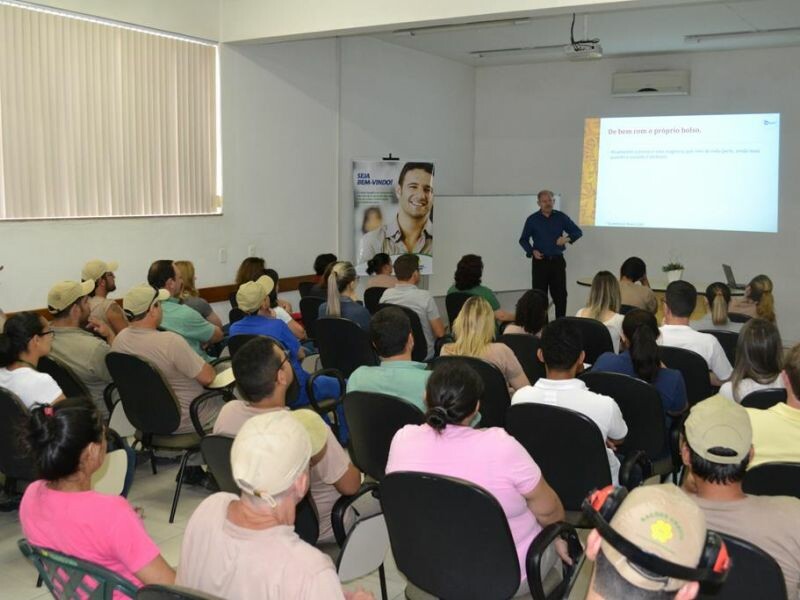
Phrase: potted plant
[{"left": 662, "top": 261, "right": 685, "bottom": 283}]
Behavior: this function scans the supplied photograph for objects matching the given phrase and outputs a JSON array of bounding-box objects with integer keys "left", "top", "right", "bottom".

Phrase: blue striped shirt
[{"left": 519, "top": 210, "right": 583, "bottom": 257}]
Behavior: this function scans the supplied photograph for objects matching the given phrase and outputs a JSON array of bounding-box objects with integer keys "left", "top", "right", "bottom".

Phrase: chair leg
[
  {"left": 36, "top": 575, "right": 42, "bottom": 588},
  {"left": 170, "top": 451, "right": 191, "bottom": 523},
  {"left": 378, "top": 563, "right": 388, "bottom": 600},
  {"left": 150, "top": 449, "right": 158, "bottom": 475}
]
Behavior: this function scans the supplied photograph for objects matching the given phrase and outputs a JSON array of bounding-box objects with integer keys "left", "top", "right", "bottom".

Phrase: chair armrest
[
  {"left": 103, "top": 383, "right": 117, "bottom": 416},
  {"left": 526, "top": 521, "right": 583, "bottom": 600},
  {"left": 434, "top": 335, "right": 454, "bottom": 358},
  {"left": 331, "top": 481, "right": 380, "bottom": 547},
  {"left": 619, "top": 450, "right": 650, "bottom": 490},
  {"left": 190, "top": 389, "right": 227, "bottom": 438},
  {"left": 305, "top": 368, "right": 346, "bottom": 414}
]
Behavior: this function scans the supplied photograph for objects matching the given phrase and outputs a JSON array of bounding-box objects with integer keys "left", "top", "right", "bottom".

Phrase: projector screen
[{"left": 578, "top": 113, "right": 780, "bottom": 232}]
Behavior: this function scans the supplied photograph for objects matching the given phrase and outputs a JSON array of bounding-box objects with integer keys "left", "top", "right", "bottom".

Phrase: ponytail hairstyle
[
  {"left": 748, "top": 275, "right": 775, "bottom": 323},
  {"left": 451, "top": 296, "right": 495, "bottom": 358},
  {"left": 622, "top": 309, "right": 660, "bottom": 383},
  {"left": 730, "top": 318, "right": 783, "bottom": 403},
  {"left": 585, "top": 271, "right": 621, "bottom": 320},
  {"left": 705, "top": 282, "right": 731, "bottom": 326},
  {"left": 325, "top": 261, "right": 357, "bottom": 317},
  {"left": 425, "top": 361, "right": 483, "bottom": 433},
  {"left": 0, "top": 312, "right": 47, "bottom": 367},
  {"left": 366, "top": 253, "right": 391, "bottom": 276},
  {"left": 25, "top": 397, "right": 104, "bottom": 481}
]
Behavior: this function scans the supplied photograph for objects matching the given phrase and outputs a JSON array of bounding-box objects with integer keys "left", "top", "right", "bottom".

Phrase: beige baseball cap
[
  {"left": 123, "top": 283, "right": 170, "bottom": 318},
  {"left": 601, "top": 484, "right": 707, "bottom": 592},
  {"left": 47, "top": 280, "right": 95, "bottom": 313},
  {"left": 236, "top": 275, "right": 275, "bottom": 313},
  {"left": 290, "top": 409, "right": 329, "bottom": 456},
  {"left": 82, "top": 259, "right": 119, "bottom": 282},
  {"left": 685, "top": 394, "right": 752, "bottom": 464},
  {"left": 231, "top": 411, "right": 311, "bottom": 507}
]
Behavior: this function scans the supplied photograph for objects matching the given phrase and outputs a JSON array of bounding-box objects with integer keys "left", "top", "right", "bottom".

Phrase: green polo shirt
[
  {"left": 160, "top": 297, "right": 215, "bottom": 361},
  {"left": 346, "top": 360, "right": 430, "bottom": 412},
  {"left": 446, "top": 284, "right": 501, "bottom": 311}
]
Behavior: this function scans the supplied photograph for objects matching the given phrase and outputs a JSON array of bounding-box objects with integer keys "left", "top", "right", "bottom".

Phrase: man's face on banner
[{"left": 396, "top": 169, "right": 433, "bottom": 220}]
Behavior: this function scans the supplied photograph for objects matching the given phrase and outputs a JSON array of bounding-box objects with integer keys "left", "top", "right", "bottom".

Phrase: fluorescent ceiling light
[
  {"left": 685, "top": 27, "right": 800, "bottom": 44},
  {"left": 469, "top": 44, "right": 564, "bottom": 59},
  {"left": 394, "top": 17, "right": 531, "bottom": 36}
]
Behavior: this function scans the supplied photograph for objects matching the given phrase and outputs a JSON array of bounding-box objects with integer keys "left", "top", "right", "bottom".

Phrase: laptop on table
[{"left": 722, "top": 264, "right": 746, "bottom": 290}]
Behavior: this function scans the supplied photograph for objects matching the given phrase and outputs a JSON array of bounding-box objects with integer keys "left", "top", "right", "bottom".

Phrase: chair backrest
[
  {"left": 199, "top": 434, "right": 320, "bottom": 544},
  {"left": 19, "top": 538, "right": 139, "bottom": 600},
  {"left": 742, "top": 462, "right": 800, "bottom": 499},
  {"left": 619, "top": 304, "right": 636, "bottom": 315},
  {"left": 297, "top": 281, "right": 315, "bottom": 298},
  {"left": 505, "top": 403, "right": 612, "bottom": 511},
  {"left": 498, "top": 334, "right": 546, "bottom": 385},
  {"left": 315, "top": 318, "right": 379, "bottom": 378},
  {"left": 0, "top": 387, "right": 37, "bottom": 482},
  {"left": 38, "top": 356, "right": 90, "bottom": 397},
  {"left": 226, "top": 334, "right": 261, "bottom": 359},
  {"left": 740, "top": 388, "right": 787, "bottom": 410},
  {"left": 659, "top": 346, "right": 714, "bottom": 406},
  {"left": 382, "top": 471, "right": 520, "bottom": 600},
  {"left": 363, "top": 286, "right": 386, "bottom": 314},
  {"left": 579, "top": 371, "right": 668, "bottom": 461},
  {"left": 228, "top": 307, "right": 246, "bottom": 326},
  {"left": 343, "top": 391, "right": 425, "bottom": 481},
  {"left": 700, "top": 330, "right": 738, "bottom": 367},
  {"left": 728, "top": 312, "right": 752, "bottom": 324},
  {"left": 137, "top": 585, "right": 224, "bottom": 600},
  {"left": 445, "top": 292, "right": 472, "bottom": 326},
  {"left": 299, "top": 296, "right": 325, "bottom": 340},
  {"left": 697, "top": 533, "right": 787, "bottom": 600},
  {"left": 105, "top": 352, "right": 182, "bottom": 435},
  {"left": 431, "top": 356, "right": 511, "bottom": 428},
  {"left": 560, "top": 317, "right": 614, "bottom": 364},
  {"left": 379, "top": 304, "right": 428, "bottom": 362}
]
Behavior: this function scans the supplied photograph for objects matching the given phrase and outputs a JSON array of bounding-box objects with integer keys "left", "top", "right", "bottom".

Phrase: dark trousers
[{"left": 531, "top": 255, "right": 568, "bottom": 318}]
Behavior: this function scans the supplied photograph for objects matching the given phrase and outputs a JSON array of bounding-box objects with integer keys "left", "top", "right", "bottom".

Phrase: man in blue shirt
[{"left": 519, "top": 190, "right": 583, "bottom": 318}]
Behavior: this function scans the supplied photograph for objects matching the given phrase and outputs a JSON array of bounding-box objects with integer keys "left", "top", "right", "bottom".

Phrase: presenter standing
[{"left": 519, "top": 190, "right": 582, "bottom": 318}]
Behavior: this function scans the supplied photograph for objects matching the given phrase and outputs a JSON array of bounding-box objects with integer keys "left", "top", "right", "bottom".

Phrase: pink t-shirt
[
  {"left": 20, "top": 480, "right": 160, "bottom": 593},
  {"left": 386, "top": 424, "right": 542, "bottom": 581}
]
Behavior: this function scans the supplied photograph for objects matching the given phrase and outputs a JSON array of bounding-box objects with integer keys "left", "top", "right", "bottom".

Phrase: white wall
[{"left": 473, "top": 46, "right": 800, "bottom": 343}]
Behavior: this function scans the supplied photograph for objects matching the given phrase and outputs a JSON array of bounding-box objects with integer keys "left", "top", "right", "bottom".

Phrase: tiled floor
[{"left": 0, "top": 460, "right": 410, "bottom": 600}]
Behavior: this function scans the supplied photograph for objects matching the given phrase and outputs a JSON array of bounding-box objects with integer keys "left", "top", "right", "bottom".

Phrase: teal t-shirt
[
  {"left": 160, "top": 298, "right": 215, "bottom": 361},
  {"left": 446, "top": 284, "right": 501, "bottom": 311}
]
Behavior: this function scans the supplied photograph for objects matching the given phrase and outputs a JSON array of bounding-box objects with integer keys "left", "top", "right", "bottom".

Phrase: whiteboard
[{"left": 429, "top": 194, "right": 544, "bottom": 296}]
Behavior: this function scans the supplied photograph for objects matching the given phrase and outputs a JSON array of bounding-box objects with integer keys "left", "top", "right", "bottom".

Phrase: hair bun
[{"left": 426, "top": 406, "right": 449, "bottom": 431}]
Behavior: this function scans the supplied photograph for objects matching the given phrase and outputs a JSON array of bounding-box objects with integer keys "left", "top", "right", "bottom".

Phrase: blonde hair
[
  {"left": 749, "top": 275, "right": 775, "bottom": 323},
  {"left": 451, "top": 296, "right": 495, "bottom": 358},
  {"left": 705, "top": 282, "right": 731, "bottom": 326},
  {"left": 174, "top": 260, "right": 198, "bottom": 298},
  {"left": 325, "top": 261, "right": 357, "bottom": 318},
  {"left": 585, "top": 271, "right": 621, "bottom": 320}
]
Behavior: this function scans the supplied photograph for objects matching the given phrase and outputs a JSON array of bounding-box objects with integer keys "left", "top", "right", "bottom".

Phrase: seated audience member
[
  {"left": 691, "top": 282, "right": 741, "bottom": 333},
  {"left": 347, "top": 307, "right": 430, "bottom": 411},
  {"left": 214, "top": 337, "right": 360, "bottom": 544},
  {"left": 234, "top": 257, "right": 293, "bottom": 312},
  {"left": 318, "top": 261, "right": 371, "bottom": 331},
  {"left": 386, "top": 361, "right": 570, "bottom": 593},
  {"left": 441, "top": 296, "right": 529, "bottom": 394},
  {"left": 447, "top": 254, "right": 515, "bottom": 322},
  {"left": 512, "top": 319, "right": 628, "bottom": 483},
  {"left": 113, "top": 284, "right": 217, "bottom": 434},
  {"left": 583, "top": 484, "right": 708, "bottom": 600},
  {"left": 264, "top": 268, "right": 306, "bottom": 340},
  {"left": 576, "top": 271, "right": 625, "bottom": 353},
  {"left": 364, "top": 253, "right": 397, "bottom": 290},
  {"left": 593, "top": 309, "right": 687, "bottom": 426},
  {"left": 82, "top": 259, "right": 128, "bottom": 334},
  {"left": 618, "top": 257, "right": 657, "bottom": 314},
  {"left": 230, "top": 276, "right": 341, "bottom": 412},
  {"left": 147, "top": 260, "right": 223, "bottom": 360},
  {"left": 307, "top": 253, "right": 338, "bottom": 299},
  {"left": 746, "top": 343, "right": 800, "bottom": 468},
  {"left": 379, "top": 253, "right": 445, "bottom": 361},
  {"left": 174, "top": 260, "right": 224, "bottom": 329},
  {"left": 503, "top": 289, "right": 549, "bottom": 336},
  {"left": 719, "top": 318, "right": 783, "bottom": 403},
  {"left": 20, "top": 398, "right": 175, "bottom": 588},
  {"left": 729, "top": 274, "right": 776, "bottom": 323},
  {"left": 681, "top": 395, "right": 800, "bottom": 596},
  {"left": 47, "top": 280, "right": 115, "bottom": 416},
  {"left": 659, "top": 281, "right": 733, "bottom": 386},
  {"left": 0, "top": 312, "right": 64, "bottom": 408},
  {"left": 178, "top": 412, "right": 373, "bottom": 600}
]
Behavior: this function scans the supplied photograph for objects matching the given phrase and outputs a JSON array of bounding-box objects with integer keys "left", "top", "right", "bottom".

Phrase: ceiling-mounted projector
[{"left": 564, "top": 41, "right": 603, "bottom": 60}]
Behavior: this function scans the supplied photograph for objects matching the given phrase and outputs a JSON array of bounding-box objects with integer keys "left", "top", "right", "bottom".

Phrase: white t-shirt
[
  {"left": 0, "top": 367, "right": 62, "bottom": 409},
  {"left": 658, "top": 324, "right": 733, "bottom": 380},
  {"left": 511, "top": 378, "right": 628, "bottom": 484},
  {"left": 575, "top": 309, "right": 624, "bottom": 353},
  {"left": 719, "top": 375, "right": 784, "bottom": 403}
]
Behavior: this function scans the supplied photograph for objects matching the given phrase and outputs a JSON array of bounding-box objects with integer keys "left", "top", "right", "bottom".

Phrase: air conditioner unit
[{"left": 611, "top": 70, "right": 690, "bottom": 97}]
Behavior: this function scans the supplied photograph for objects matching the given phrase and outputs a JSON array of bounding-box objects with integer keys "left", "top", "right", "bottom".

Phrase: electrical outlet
[{"left": 218, "top": 248, "right": 228, "bottom": 264}]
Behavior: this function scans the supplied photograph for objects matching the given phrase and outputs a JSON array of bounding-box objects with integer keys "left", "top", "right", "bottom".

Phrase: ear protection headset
[{"left": 582, "top": 486, "right": 730, "bottom": 586}]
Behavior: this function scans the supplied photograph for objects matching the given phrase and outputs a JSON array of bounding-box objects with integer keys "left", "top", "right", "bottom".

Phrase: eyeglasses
[{"left": 40, "top": 330, "right": 55, "bottom": 337}]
